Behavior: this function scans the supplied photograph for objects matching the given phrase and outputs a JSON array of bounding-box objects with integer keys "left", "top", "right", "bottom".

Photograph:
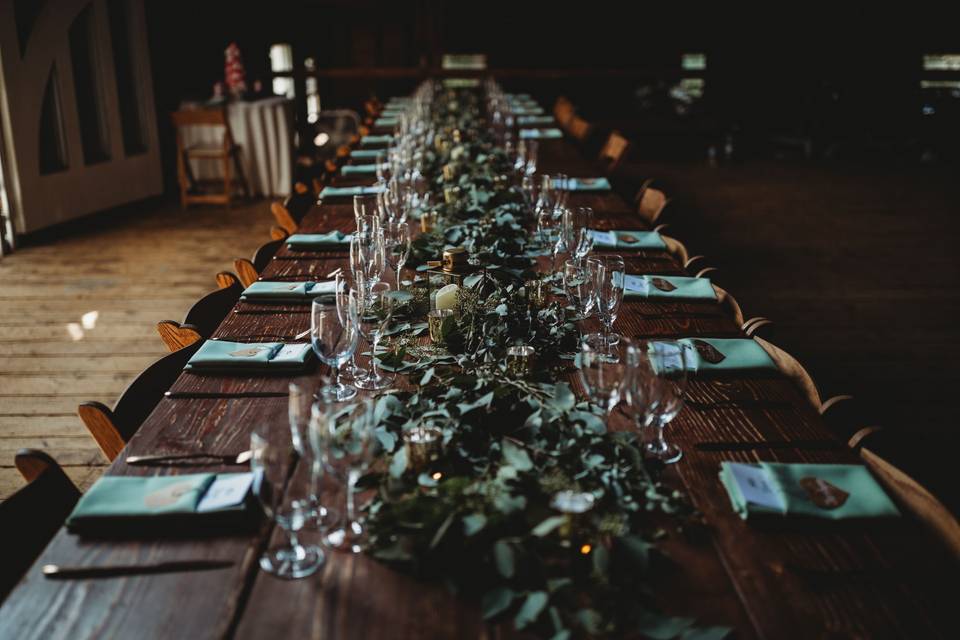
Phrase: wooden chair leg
[
  {"left": 176, "top": 150, "right": 189, "bottom": 210},
  {"left": 234, "top": 150, "right": 251, "bottom": 198},
  {"left": 222, "top": 152, "right": 232, "bottom": 211}
]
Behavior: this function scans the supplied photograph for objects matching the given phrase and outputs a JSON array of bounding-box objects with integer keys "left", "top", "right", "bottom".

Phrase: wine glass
[
  {"left": 350, "top": 228, "right": 385, "bottom": 286},
  {"left": 311, "top": 298, "right": 359, "bottom": 401},
  {"left": 535, "top": 174, "right": 557, "bottom": 248},
  {"left": 288, "top": 382, "right": 334, "bottom": 529},
  {"left": 578, "top": 336, "right": 638, "bottom": 421},
  {"left": 524, "top": 140, "right": 538, "bottom": 176},
  {"left": 383, "top": 221, "right": 411, "bottom": 290},
  {"left": 350, "top": 282, "right": 396, "bottom": 390},
  {"left": 513, "top": 139, "right": 527, "bottom": 173},
  {"left": 563, "top": 259, "right": 595, "bottom": 318},
  {"left": 587, "top": 255, "right": 625, "bottom": 346},
  {"left": 521, "top": 174, "right": 537, "bottom": 214},
  {"left": 633, "top": 340, "right": 692, "bottom": 464},
  {"left": 310, "top": 396, "right": 378, "bottom": 553},
  {"left": 375, "top": 153, "right": 389, "bottom": 183},
  {"left": 250, "top": 422, "right": 324, "bottom": 578},
  {"left": 573, "top": 206, "right": 594, "bottom": 263},
  {"left": 353, "top": 194, "right": 379, "bottom": 234}
]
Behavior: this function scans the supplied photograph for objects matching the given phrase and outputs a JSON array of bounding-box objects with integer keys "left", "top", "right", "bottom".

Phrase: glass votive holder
[
  {"left": 427, "top": 308, "right": 456, "bottom": 344},
  {"left": 403, "top": 425, "right": 442, "bottom": 471},
  {"left": 524, "top": 278, "right": 548, "bottom": 310},
  {"left": 506, "top": 344, "right": 535, "bottom": 377},
  {"left": 420, "top": 210, "right": 439, "bottom": 233}
]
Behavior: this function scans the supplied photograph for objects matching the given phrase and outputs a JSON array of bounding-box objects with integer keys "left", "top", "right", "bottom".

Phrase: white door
[{"left": 0, "top": 0, "right": 162, "bottom": 235}]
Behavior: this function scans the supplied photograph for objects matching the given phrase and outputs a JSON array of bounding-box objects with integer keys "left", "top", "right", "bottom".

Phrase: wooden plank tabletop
[{"left": 0, "top": 106, "right": 951, "bottom": 640}]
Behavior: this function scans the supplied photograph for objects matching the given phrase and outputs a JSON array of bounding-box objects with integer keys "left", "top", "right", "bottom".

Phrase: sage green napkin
[
  {"left": 185, "top": 340, "right": 313, "bottom": 372},
  {"left": 286, "top": 231, "right": 351, "bottom": 249},
  {"left": 350, "top": 149, "right": 383, "bottom": 159},
  {"left": 342, "top": 163, "right": 382, "bottom": 175},
  {"left": 564, "top": 177, "right": 612, "bottom": 191},
  {"left": 720, "top": 462, "right": 900, "bottom": 520},
  {"left": 240, "top": 280, "right": 336, "bottom": 302},
  {"left": 319, "top": 185, "right": 385, "bottom": 199},
  {"left": 588, "top": 229, "right": 666, "bottom": 249},
  {"left": 513, "top": 107, "right": 545, "bottom": 116},
  {"left": 623, "top": 275, "right": 717, "bottom": 301},
  {"left": 360, "top": 135, "right": 393, "bottom": 146},
  {"left": 374, "top": 117, "right": 399, "bottom": 127},
  {"left": 519, "top": 128, "right": 562, "bottom": 139},
  {"left": 517, "top": 115, "right": 555, "bottom": 125},
  {"left": 672, "top": 337, "right": 777, "bottom": 373}
]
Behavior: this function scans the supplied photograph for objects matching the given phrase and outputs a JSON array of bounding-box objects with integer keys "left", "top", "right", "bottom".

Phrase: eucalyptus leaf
[
  {"left": 635, "top": 612, "right": 695, "bottom": 640},
  {"left": 681, "top": 627, "right": 732, "bottom": 640},
  {"left": 493, "top": 540, "right": 515, "bottom": 578},
  {"left": 514, "top": 591, "right": 549, "bottom": 630},
  {"left": 389, "top": 447, "right": 408, "bottom": 478},
  {"left": 481, "top": 587, "right": 516, "bottom": 620},
  {"left": 501, "top": 438, "right": 533, "bottom": 471},
  {"left": 462, "top": 513, "right": 487, "bottom": 536},
  {"left": 531, "top": 515, "right": 567, "bottom": 537}
]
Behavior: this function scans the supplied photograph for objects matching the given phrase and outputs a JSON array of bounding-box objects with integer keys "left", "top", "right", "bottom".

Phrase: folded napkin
[
  {"left": 360, "top": 135, "right": 394, "bottom": 146},
  {"left": 240, "top": 280, "right": 336, "bottom": 302},
  {"left": 350, "top": 149, "right": 384, "bottom": 159},
  {"left": 67, "top": 473, "right": 258, "bottom": 535},
  {"left": 655, "top": 337, "right": 776, "bottom": 374},
  {"left": 561, "top": 177, "right": 611, "bottom": 191},
  {"left": 623, "top": 275, "right": 717, "bottom": 301},
  {"left": 513, "top": 107, "right": 546, "bottom": 116},
  {"left": 185, "top": 340, "right": 313, "bottom": 372},
  {"left": 517, "top": 115, "right": 555, "bottom": 125},
  {"left": 374, "top": 117, "right": 399, "bottom": 127},
  {"left": 507, "top": 93, "right": 531, "bottom": 100},
  {"left": 286, "top": 231, "right": 351, "bottom": 249},
  {"left": 319, "top": 185, "right": 385, "bottom": 199},
  {"left": 720, "top": 462, "right": 899, "bottom": 520},
  {"left": 588, "top": 229, "right": 666, "bottom": 249},
  {"left": 342, "top": 163, "right": 387, "bottom": 176},
  {"left": 519, "top": 128, "right": 561, "bottom": 139}
]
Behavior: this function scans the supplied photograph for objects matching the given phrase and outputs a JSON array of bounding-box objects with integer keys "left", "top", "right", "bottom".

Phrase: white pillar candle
[{"left": 435, "top": 284, "right": 460, "bottom": 311}]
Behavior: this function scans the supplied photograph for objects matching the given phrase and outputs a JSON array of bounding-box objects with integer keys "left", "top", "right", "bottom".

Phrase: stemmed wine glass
[
  {"left": 350, "top": 282, "right": 396, "bottom": 391},
  {"left": 353, "top": 194, "right": 379, "bottom": 234},
  {"left": 563, "top": 259, "right": 595, "bottom": 319},
  {"left": 524, "top": 140, "right": 538, "bottom": 176},
  {"left": 311, "top": 298, "right": 359, "bottom": 401},
  {"left": 521, "top": 175, "right": 537, "bottom": 214},
  {"left": 535, "top": 174, "right": 558, "bottom": 249},
  {"left": 577, "top": 336, "right": 638, "bottom": 423},
  {"left": 631, "top": 340, "right": 692, "bottom": 464},
  {"left": 350, "top": 228, "right": 385, "bottom": 288},
  {"left": 383, "top": 221, "right": 411, "bottom": 290},
  {"left": 250, "top": 421, "right": 324, "bottom": 578},
  {"left": 310, "top": 396, "right": 378, "bottom": 553},
  {"left": 587, "top": 255, "right": 625, "bottom": 346},
  {"left": 572, "top": 206, "right": 594, "bottom": 264}
]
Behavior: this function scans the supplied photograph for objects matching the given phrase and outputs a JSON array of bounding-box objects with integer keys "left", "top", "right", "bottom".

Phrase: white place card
[
  {"left": 727, "top": 463, "right": 786, "bottom": 512},
  {"left": 623, "top": 275, "right": 649, "bottom": 295},
  {"left": 587, "top": 230, "right": 617, "bottom": 246},
  {"left": 196, "top": 473, "right": 254, "bottom": 513}
]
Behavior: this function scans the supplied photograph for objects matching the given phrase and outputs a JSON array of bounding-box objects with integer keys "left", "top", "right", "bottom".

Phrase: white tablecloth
[{"left": 182, "top": 97, "right": 294, "bottom": 197}]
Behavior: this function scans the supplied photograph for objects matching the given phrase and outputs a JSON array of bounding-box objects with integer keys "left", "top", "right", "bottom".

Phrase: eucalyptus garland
[{"left": 359, "top": 88, "right": 727, "bottom": 639}]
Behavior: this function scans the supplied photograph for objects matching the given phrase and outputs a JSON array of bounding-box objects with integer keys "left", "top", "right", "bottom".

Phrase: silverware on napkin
[
  {"left": 126, "top": 450, "right": 253, "bottom": 466},
  {"left": 42, "top": 559, "right": 234, "bottom": 580},
  {"left": 694, "top": 439, "right": 844, "bottom": 452}
]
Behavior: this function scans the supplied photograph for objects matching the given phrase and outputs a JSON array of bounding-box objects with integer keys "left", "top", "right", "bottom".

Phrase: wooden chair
[
  {"left": 598, "top": 131, "right": 630, "bottom": 173},
  {"left": 235, "top": 238, "right": 286, "bottom": 288},
  {"left": 171, "top": 108, "right": 250, "bottom": 210},
  {"left": 269, "top": 182, "right": 316, "bottom": 235},
  {"left": 636, "top": 187, "right": 670, "bottom": 228},
  {"left": 270, "top": 226, "right": 290, "bottom": 241},
  {"left": 156, "top": 273, "right": 242, "bottom": 352},
  {"left": 553, "top": 97, "right": 575, "bottom": 128},
  {"left": 78, "top": 343, "right": 201, "bottom": 461},
  {"left": 567, "top": 115, "right": 592, "bottom": 143},
  {"left": 0, "top": 449, "right": 81, "bottom": 601}
]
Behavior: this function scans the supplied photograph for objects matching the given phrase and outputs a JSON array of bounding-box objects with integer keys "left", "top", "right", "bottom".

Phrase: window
[{"left": 270, "top": 43, "right": 295, "bottom": 98}]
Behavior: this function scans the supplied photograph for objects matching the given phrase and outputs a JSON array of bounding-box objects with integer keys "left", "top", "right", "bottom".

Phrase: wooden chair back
[
  {"left": 598, "top": 130, "right": 630, "bottom": 172},
  {"left": 553, "top": 97, "right": 575, "bottom": 127},
  {"left": 637, "top": 187, "right": 669, "bottom": 227},
  {"left": 0, "top": 449, "right": 80, "bottom": 601},
  {"left": 711, "top": 284, "right": 745, "bottom": 327},
  {"left": 156, "top": 274, "right": 242, "bottom": 352},
  {"left": 235, "top": 238, "right": 285, "bottom": 287},
  {"left": 78, "top": 343, "right": 201, "bottom": 461},
  {"left": 567, "top": 115, "right": 592, "bottom": 142},
  {"left": 171, "top": 108, "right": 234, "bottom": 154},
  {"left": 753, "top": 336, "right": 822, "bottom": 410},
  {"left": 270, "top": 183, "right": 315, "bottom": 234}
]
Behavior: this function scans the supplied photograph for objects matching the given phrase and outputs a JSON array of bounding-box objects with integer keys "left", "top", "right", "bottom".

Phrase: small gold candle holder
[
  {"left": 403, "top": 426, "right": 442, "bottom": 471},
  {"left": 420, "top": 210, "right": 439, "bottom": 233},
  {"left": 428, "top": 308, "right": 456, "bottom": 344},
  {"left": 443, "top": 185, "right": 460, "bottom": 204},
  {"left": 442, "top": 163, "right": 457, "bottom": 182},
  {"left": 525, "top": 278, "right": 548, "bottom": 311},
  {"left": 506, "top": 345, "right": 535, "bottom": 377}
]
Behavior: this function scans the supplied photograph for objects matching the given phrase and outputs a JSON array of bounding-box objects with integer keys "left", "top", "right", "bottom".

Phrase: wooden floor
[{"left": 0, "top": 198, "right": 271, "bottom": 498}]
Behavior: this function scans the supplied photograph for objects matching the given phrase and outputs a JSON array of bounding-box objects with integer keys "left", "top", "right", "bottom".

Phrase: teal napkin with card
[
  {"left": 517, "top": 115, "right": 554, "bottom": 125},
  {"left": 342, "top": 163, "right": 382, "bottom": 175},
  {"left": 185, "top": 340, "right": 313, "bottom": 372},
  {"left": 240, "top": 280, "right": 336, "bottom": 302},
  {"left": 720, "top": 462, "right": 899, "bottom": 520},
  {"left": 67, "top": 472, "right": 258, "bottom": 535},
  {"left": 588, "top": 229, "right": 666, "bottom": 249},
  {"left": 513, "top": 107, "right": 545, "bottom": 115},
  {"left": 623, "top": 275, "right": 717, "bottom": 301},
  {"left": 286, "top": 231, "right": 351, "bottom": 249},
  {"left": 520, "top": 128, "right": 562, "bottom": 139},
  {"left": 319, "top": 185, "right": 385, "bottom": 199},
  {"left": 375, "top": 117, "right": 399, "bottom": 127},
  {"left": 360, "top": 135, "right": 393, "bottom": 146},
  {"left": 563, "top": 177, "right": 611, "bottom": 191},
  {"left": 664, "top": 337, "right": 777, "bottom": 373},
  {"left": 350, "top": 149, "right": 383, "bottom": 159}
]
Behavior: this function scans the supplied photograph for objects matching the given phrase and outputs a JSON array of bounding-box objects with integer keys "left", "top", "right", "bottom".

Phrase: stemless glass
[
  {"left": 588, "top": 255, "right": 625, "bottom": 346},
  {"left": 311, "top": 298, "right": 359, "bottom": 401},
  {"left": 353, "top": 194, "right": 379, "bottom": 234},
  {"left": 250, "top": 423, "right": 324, "bottom": 578},
  {"left": 563, "top": 259, "right": 595, "bottom": 318},
  {"left": 383, "top": 221, "right": 411, "bottom": 290},
  {"left": 635, "top": 340, "right": 692, "bottom": 464},
  {"left": 350, "top": 282, "right": 396, "bottom": 390},
  {"left": 311, "top": 396, "right": 378, "bottom": 553},
  {"left": 578, "top": 336, "right": 637, "bottom": 421}
]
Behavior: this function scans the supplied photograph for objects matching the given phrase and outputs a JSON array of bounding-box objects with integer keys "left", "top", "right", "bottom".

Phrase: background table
[{"left": 182, "top": 97, "right": 295, "bottom": 197}]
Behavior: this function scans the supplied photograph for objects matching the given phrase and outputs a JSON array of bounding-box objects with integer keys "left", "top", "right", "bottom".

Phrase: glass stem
[
  {"left": 371, "top": 336, "right": 380, "bottom": 380},
  {"left": 396, "top": 267, "right": 402, "bottom": 290},
  {"left": 655, "top": 420, "right": 667, "bottom": 451},
  {"left": 346, "top": 469, "right": 359, "bottom": 522}
]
